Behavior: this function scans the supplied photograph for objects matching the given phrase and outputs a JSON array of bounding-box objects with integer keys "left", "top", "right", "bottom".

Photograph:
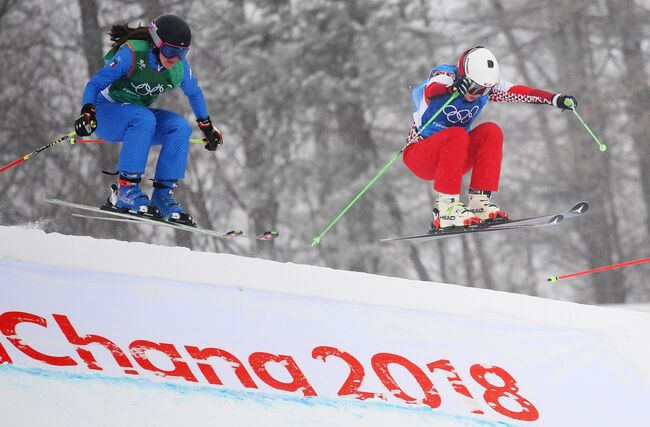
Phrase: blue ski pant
[{"left": 95, "top": 97, "right": 192, "bottom": 181}]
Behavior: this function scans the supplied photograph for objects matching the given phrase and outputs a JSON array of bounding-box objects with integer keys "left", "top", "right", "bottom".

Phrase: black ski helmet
[{"left": 148, "top": 14, "right": 191, "bottom": 48}]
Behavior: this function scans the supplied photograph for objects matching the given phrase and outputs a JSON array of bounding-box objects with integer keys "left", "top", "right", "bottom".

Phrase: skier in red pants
[{"left": 404, "top": 46, "right": 577, "bottom": 230}]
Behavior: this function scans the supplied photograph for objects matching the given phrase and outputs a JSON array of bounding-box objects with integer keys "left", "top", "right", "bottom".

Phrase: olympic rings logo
[
  {"left": 131, "top": 82, "right": 167, "bottom": 96},
  {"left": 443, "top": 105, "right": 480, "bottom": 124}
]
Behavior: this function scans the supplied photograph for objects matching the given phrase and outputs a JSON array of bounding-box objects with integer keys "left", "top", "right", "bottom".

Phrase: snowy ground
[{"left": 1, "top": 225, "right": 650, "bottom": 426}]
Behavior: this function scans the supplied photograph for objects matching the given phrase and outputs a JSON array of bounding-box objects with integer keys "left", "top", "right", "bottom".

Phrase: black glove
[
  {"left": 554, "top": 94, "right": 577, "bottom": 111},
  {"left": 452, "top": 76, "right": 472, "bottom": 95},
  {"left": 197, "top": 116, "right": 223, "bottom": 151},
  {"left": 74, "top": 103, "right": 97, "bottom": 137}
]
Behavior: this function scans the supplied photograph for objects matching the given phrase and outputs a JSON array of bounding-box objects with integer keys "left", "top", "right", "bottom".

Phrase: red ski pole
[
  {"left": 0, "top": 131, "right": 76, "bottom": 173},
  {"left": 1, "top": 134, "right": 211, "bottom": 174},
  {"left": 548, "top": 257, "right": 650, "bottom": 283}
]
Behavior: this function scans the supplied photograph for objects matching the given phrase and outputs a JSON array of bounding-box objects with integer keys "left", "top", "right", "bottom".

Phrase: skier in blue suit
[{"left": 74, "top": 14, "right": 222, "bottom": 225}]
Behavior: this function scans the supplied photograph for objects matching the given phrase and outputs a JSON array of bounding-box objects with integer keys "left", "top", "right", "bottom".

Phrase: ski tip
[
  {"left": 547, "top": 276, "right": 559, "bottom": 283},
  {"left": 311, "top": 237, "right": 321, "bottom": 247},
  {"left": 570, "top": 201, "right": 589, "bottom": 215},
  {"left": 226, "top": 230, "right": 244, "bottom": 237}
]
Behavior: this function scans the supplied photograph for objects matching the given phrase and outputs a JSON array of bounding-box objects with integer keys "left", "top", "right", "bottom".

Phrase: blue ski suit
[{"left": 81, "top": 42, "right": 209, "bottom": 180}]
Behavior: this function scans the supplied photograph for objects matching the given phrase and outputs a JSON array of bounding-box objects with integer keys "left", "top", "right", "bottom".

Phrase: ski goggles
[
  {"left": 466, "top": 81, "right": 494, "bottom": 96},
  {"left": 158, "top": 43, "right": 189, "bottom": 60},
  {"left": 149, "top": 22, "right": 190, "bottom": 60}
]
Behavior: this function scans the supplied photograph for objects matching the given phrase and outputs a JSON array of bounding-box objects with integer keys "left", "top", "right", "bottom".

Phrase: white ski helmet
[{"left": 457, "top": 46, "right": 499, "bottom": 89}]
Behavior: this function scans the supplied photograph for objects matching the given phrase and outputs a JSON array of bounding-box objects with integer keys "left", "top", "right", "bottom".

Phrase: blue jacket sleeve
[
  {"left": 180, "top": 59, "right": 209, "bottom": 120},
  {"left": 81, "top": 45, "right": 133, "bottom": 105}
]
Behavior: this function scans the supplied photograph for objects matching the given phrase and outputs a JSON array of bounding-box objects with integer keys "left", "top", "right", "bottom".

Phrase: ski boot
[
  {"left": 105, "top": 173, "right": 160, "bottom": 218},
  {"left": 151, "top": 179, "right": 196, "bottom": 226},
  {"left": 467, "top": 190, "right": 508, "bottom": 222},
  {"left": 431, "top": 194, "right": 481, "bottom": 230}
]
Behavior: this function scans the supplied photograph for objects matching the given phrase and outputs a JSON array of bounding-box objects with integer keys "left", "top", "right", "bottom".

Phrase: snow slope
[{"left": 1, "top": 225, "right": 649, "bottom": 426}]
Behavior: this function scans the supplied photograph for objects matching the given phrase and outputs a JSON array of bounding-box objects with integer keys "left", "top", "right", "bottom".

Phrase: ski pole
[
  {"left": 547, "top": 257, "right": 650, "bottom": 283},
  {"left": 0, "top": 131, "right": 76, "bottom": 174},
  {"left": 311, "top": 92, "right": 460, "bottom": 247},
  {"left": 564, "top": 99, "right": 607, "bottom": 152},
  {"left": 1, "top": 132, "right": 211, "bottom": 174},
  {"left": 69, "top": 138, "right": 206, "bottom": 144}
]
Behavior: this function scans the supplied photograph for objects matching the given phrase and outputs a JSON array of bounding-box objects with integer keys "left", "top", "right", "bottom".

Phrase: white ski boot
[
  {"left": 467, "top": 190, "right": 508, "bottom": 222},
  {"left": 432, "top": 194, "right": 480, "bottom": 230}
]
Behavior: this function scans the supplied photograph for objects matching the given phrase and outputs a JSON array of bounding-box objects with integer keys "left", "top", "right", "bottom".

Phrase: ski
[
  {"left": 68, "top": 212, "right": 246, "bottom": 238},
  {"left": 380, "top": 201, "right": 588, "bottom": 243},
  {"left": 47, "top": 199, "right": 279, "bottom": 241}
]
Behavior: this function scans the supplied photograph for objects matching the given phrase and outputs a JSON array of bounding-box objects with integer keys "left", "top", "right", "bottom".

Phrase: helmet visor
[
  {"left": 160, "top": 42, "right": 189, "bottom": 60},
  {"left": 466, "top": 80, "right": 493, "bottom": 96}
]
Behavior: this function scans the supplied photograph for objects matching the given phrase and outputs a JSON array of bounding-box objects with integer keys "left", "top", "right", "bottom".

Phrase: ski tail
[{"left": 256, "top": 230, "right": 279, "bottom": 241}]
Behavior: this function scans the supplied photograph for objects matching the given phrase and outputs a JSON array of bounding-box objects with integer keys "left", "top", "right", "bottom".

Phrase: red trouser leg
[
  {"left": 462, "top": 122, "right": 504, "bottom": 192},
  {"left": 403, "top": 127, "right": 470, "bottom": 194}
]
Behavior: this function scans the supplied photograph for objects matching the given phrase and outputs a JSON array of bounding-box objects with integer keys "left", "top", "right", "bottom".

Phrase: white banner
[{"left": 2, "top": 256, "right": 649, "bottom": 426}]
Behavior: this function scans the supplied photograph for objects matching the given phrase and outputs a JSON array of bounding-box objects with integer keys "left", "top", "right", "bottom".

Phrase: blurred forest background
[{"left": 1, "top": 0, "right": 649, "bottom": 305}]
